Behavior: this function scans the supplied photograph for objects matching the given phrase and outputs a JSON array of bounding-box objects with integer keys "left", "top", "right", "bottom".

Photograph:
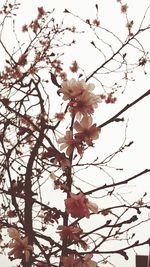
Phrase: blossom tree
[{"left": 0, "top": 1, "right": 150, "bottom": 267}]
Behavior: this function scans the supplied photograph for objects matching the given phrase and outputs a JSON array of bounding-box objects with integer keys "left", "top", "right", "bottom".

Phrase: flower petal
[
  {"left": 8, "top": 228, "right": 20, "bottom": 239},
  {"left": 87, "top": 201, "right": 98, "bottom": 214}
]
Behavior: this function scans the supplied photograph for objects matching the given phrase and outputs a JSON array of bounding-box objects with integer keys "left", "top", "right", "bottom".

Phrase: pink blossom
[
  {"left": 57, "top": 131, "right": 83, "bottom": 157},
  {"left": 59, "top": 79, "right": 95, "bottom": 100},
  {"left": 57, "top": 225, "right": 83, "bottom": 242},
  {"left": 65, "top": 192, "right": 98, "bottom": 218},
  {"left": 69, "top": 90, "right": 101, "bottom": 116},
  {"left": 74, "top": 116, "right": 100, "bottom": 146}
]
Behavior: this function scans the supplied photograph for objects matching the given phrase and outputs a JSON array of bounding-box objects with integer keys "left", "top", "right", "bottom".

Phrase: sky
[{"left": 0, "top": 0, "right": 150, "bottom": 266}]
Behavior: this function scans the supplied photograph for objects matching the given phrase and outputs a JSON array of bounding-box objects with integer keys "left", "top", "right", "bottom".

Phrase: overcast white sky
[{"left": 1, "top": 0, "right": 150, "bottom": 266}]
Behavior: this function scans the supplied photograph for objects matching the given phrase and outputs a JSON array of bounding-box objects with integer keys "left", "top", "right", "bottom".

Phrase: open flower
[
  {"left": 8, "top": 228, "right": 33, "bottom": 262},
  {"left": 57, "top": 131, "right": 83, "bottom": 157},
  {"left": 59, "top": 79, "right": 95, "bottom": 100},
  {"left": 57, "top": 225, "right": 83, "bottom": 242},
  {"left": 69, "top": 90, "right": 101, "bottom": 116},
  {"left": 58, "top": 79, "right": 101, "bottom": 117},
  {"left": 65, "top": 192, "right": 98, "bottom": 218},
  {"left": 74, "top": 116, "right": 100, "bottom": 146}
]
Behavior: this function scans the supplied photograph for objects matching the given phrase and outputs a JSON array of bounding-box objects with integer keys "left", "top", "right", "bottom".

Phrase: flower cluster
[
  {"left": 59, "top": 79, "right": 101, "bottom": 116},
  {"left": 65, "top": 192, "right": 98, "bottom": 218},
  {"left": 57, "top": 78, "right": 99, "bottom": 267},
  {"left": 58, "top": 116, "right": 100, "bottom": 156},
  {"left": 22, "top": 7, "right": 46, "bottom": 34},
  {"left": 57, "top": 79, "right": 101, "bottom": 157}
]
